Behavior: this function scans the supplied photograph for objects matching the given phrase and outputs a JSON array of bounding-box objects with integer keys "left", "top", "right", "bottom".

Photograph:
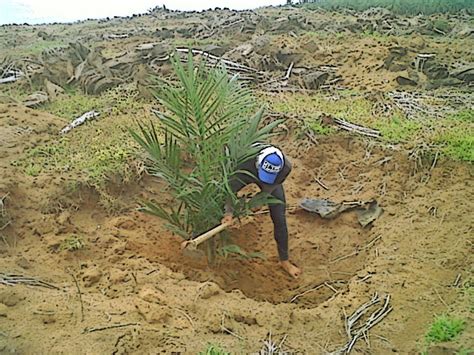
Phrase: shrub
[{"left": 130, "top": 53, "right": 281, "bottom": 261}]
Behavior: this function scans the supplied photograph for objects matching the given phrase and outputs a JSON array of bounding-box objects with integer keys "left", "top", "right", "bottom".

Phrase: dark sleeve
[{"left": 225, "top": 159, "right": 257, "bottom": 214}]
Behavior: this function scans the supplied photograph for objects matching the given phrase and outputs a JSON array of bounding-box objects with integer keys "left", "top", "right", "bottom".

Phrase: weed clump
[
  {"left": 60, "top": 235, "right": 85, "bottom": 251},
  {"left": 425, "top": 315, "right": 466, "bottom": 343}
]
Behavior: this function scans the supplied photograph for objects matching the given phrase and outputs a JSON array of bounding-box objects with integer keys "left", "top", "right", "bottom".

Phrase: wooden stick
[
  {"left": 330, "top": 235, "right": 382, "bottom": 264},
  {"left": 68, "top": 270, "right": 84, "bottom": 322},
  {"left": 284, "top": 62, "right": 294, "bottom": 80},
  {"left": 315, "top": 178, "right": 329, "bottom": 190},
  {"left": 453, "top": 274, "right": 461, "bottom": 287},
  {"left": 434, "top": 288, "right": 448, "bottom": 307},
  {"left": 183, "top": 221, "right": 231, "bottom": 250},
  {"left": 290, "top": 283, "right": 325, "bottom": 303},
  {"left": 83, "top": 323, "right": 140, "bottom": 334}
]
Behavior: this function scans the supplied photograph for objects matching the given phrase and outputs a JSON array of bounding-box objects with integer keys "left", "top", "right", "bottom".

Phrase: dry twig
[
  {"left": 221, "top": 311, "right": 245, "bottom": 340},
  {"left": 83, "top": 323, "right": 140, "bottom": 334},
  {"left": 330, "top": 235, "right": 382, "bottom": 264},
  {"left": 0, "top": 273, "right": 60, "bottom": 290},
  {"left": 67, "top": 269, "right": 84, "bottom": 322},
  {"left": 330, "top": 293, "right": 392, "bottom": 354}
]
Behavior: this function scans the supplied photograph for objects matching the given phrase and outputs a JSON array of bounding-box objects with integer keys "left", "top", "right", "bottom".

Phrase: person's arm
[{"left": 222, "top": 174, "right": 247, "bottom": 224}]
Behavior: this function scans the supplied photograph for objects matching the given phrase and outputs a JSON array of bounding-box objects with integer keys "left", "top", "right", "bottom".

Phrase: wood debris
[
  {"left": 0, "top": 273, "right": 60, "bottom": 290},
  {"left": 60, "top": 110, "right": 101, "bottom": 134},
  {"left": 330, "top": 293, "right": 393, "bottom": 354}
]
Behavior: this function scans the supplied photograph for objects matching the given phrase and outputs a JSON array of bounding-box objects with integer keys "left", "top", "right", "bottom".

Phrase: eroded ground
[{"left": 0, "top": 102, "right": 472, "bottom": 354}]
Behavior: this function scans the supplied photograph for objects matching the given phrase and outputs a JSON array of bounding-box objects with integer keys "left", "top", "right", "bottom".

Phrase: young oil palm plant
[{"left": 130, "top": 53, "right": 281, "bottom": 261}]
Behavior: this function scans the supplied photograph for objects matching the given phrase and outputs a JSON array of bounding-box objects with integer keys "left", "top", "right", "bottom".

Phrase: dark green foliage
[{"left": 299, "top": 0, "right": 473, "bottom": 15}]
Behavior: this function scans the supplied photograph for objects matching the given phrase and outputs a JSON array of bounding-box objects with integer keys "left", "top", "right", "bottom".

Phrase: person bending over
[{"left": 222, "top": 144, "right": 302, "bottom": 279}]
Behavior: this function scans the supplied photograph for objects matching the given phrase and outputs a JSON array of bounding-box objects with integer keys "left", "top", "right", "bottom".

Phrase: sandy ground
[{"left": 0, "top": 103, "right": 472, "bottom": 354}]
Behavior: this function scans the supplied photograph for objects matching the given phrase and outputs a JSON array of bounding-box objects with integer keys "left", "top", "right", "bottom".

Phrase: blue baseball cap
[{"left": 257, "top": 147, "right": 284, "bottom": 184}]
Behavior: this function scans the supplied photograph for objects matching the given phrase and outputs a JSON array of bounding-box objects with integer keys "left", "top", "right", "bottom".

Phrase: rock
[
  {"left": 452, "top": 67, "right": 474, "bottom": 83},
  {"left": 135, "top": 301, "right": 170, "bottom": 324},
  {"left": 82, "top": 267, "right": 102, "bottom": 287},
  {"left": 422, "top": 61, "right": 449, "bottom": 80},
  {"left": 108, "top": 268, "right": 129, "bottom": 284},
  {"left": 198, "top": 282, "right": 221, "bottom": 300},
  {"left": 0, "top": 289, "right": 24, "bottom": 307},
  {"left": 427, "top": 345, "right": 457, "bottom": 355},
  {"left": 201, "top": 45, "right": 227, "bottom": 57},
  {"left": 16, "top": 256, "right": 31, "bottom": 269},
  {"left": 426, "top": 77, "right": 463, "bottom": 89},
  {"left": 37, "top": 31, "right": 55, "bottom": 41},
  {"left": 302, "top": 71, "right": 329, "bottom": 90},
  {"left": 138, "top": 284, "right": 166, "bottom": 304},
  {"left": 44, "top": 79, "right": 65, "bottom": 100},
  {"left": 57, "top": 211, "right": 71, "bottom": 225},
  {"left": 23, "top": 92, "right": 48, "bottom": 108},
  {"left": 0, "top": 303, "right": 8, "bottom": 317},
  {"left": 136, "top": 43, "right": 158, "bottom": 51},
  {"left": 396, "top": 76, "right": 417, "bottom": 86}
]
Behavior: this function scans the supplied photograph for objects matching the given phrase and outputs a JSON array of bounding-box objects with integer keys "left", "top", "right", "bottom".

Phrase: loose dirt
[{"left": 0, "top": 103, "right": 472, "bottom": 354}]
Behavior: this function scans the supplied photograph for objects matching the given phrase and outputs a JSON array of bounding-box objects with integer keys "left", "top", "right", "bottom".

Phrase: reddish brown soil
[{"left": 0, "top": 104, "right": 472, "bottom": 354}]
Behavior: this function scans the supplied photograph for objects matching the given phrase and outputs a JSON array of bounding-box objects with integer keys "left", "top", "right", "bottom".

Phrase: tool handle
[{"left": 187, "top": 221, "right": 231, "bottom": 248}]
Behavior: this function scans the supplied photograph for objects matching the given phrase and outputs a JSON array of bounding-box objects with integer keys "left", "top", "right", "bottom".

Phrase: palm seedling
[{"left": 129, "top": 52, "right": 281, "bottom": 263}]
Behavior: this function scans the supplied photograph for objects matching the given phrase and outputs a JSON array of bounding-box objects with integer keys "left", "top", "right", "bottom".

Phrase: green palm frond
[{"left": 130, "top": 52, "right": 279, "bottom": 243}]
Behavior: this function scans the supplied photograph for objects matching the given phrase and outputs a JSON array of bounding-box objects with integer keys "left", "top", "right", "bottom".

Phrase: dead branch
[
  {"left": 453, "top": 274, "right": 462, "bottom": 287},
  {"left": 0, "top": 273, "right": 60, "bottom": 290},
  {"left": 330, "top": 293, "right": 393, "bottom": 354},
  {"left": 332, "top": 117, "right": 381, "bottom": 138},
  {"left": 67, "top": 269, "right": 84, "bottom": 322},
  {"left": 221, "top": 311, "right": 245, "bottom": 340},
  {"left": 330, "top": 235, "right": 382, "bottom": 264},
  {"left": 434, "top": 288, "right": 448, "bottom": 307},
  {"left": 290, "top": 281, "right": 345, "bottom": 303},
  {"left": 83, "top": 323, "right": 140, "bottom": 334},
  {"left": 315, "top": 178, "right": 329, "bottom": 190},
  {"left": 284, "top": 62, "right": 295, "bottom": 80},
  {"left": 290, "top": 284, "right": 325, "bottom": 303},
  {"left": 172, "top": 307, "right": 195, "bottom": 331}
]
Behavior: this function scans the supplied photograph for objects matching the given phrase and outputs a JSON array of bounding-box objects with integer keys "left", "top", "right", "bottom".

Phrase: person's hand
[
  {"left": 221, "top": 213, "right": 235, "bottom": 227},
  {"left": 280, "top": 260, "right": 302, "bottom": 279}
]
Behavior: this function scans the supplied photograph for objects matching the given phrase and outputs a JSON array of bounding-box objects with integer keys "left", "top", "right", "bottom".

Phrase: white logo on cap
[
  {"left": 262, "top": 160, "right": 282, "bottom": 173},
  {"left": 256, "top": 146, "right": 284, "bottom": 173}
]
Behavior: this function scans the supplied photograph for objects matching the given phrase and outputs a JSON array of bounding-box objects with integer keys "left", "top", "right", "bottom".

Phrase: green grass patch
[
  {"left": 1, "top": 39, "right": 66, "bottom": 57},
  {"left": 426, "top": 315, "right": 466, "bottom": 343},
  {"left": 446, "top": 109, "right": 474, "bottom": 123},
  {"left": 436, "top": 127, "right": 474, "bottom": 162},
  {"left": 199, "top": 344, "right": 230, "bottom": 355},
  {"left": 264, "top": 91, "right": 473, "bottom": 161},
  {"left": 308, "top": 118, "right": 335, "bottom": 136},
  {"left": 43, "top": 84, "right": 143, "bottom": 120},
  {"left": 374, "top": 115, "right": 422, "bottom": 144},
  {"left": 13, "top": 117, "right": 140, "bottom": 187},
  {"left": 60, "top": 235, "right": 85, "bottom": 251}
]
